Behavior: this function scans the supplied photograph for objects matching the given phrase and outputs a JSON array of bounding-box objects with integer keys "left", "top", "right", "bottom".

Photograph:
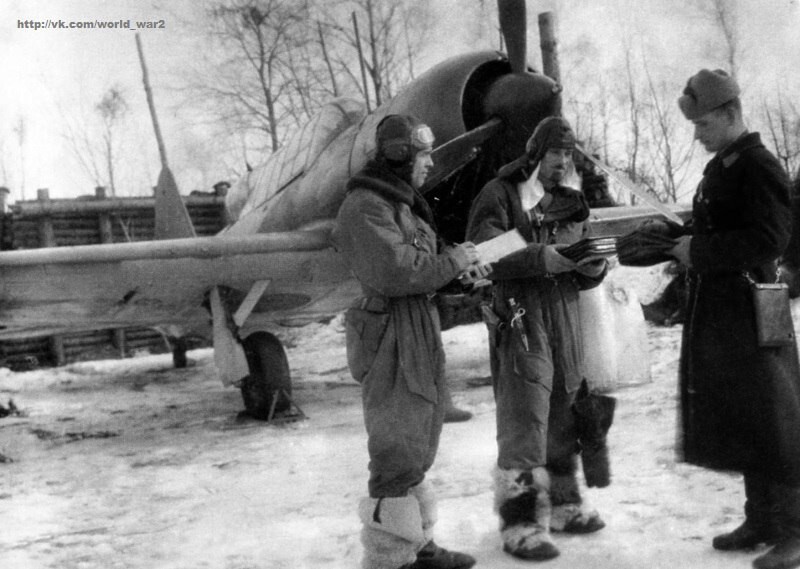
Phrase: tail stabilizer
[{"left": 154, "top": 166, "right": 196, "bottom": 239}]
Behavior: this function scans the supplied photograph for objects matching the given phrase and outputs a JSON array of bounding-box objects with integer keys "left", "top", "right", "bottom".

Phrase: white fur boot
[
  {"left": 549, "top": 469, "right": 605, "bottom": 534},
  {"left": 359, "top": 495, "right": 424, "bottom": 569},
  {"left": 493, "top": 466, "right": 560, "bottom": 561},
  {"left": 408, "top": 481, "right": 476, "bottom": 569},
  {"left": 409, "top": 481, "right": 438, "bottom": 545}
]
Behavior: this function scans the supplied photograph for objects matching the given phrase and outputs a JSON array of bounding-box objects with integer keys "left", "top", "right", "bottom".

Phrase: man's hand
[
  {"left": 451, "top": 241, "right": 480, "bottom": 270},
  {"left": 669, "top": 236, "right": 692, "bottom": 266},
  {"left": 543, "top": 244, "right": 578, "bottom": 274},
  {"left": 459, "top": 263, "right": 493, "bottom": 285}
]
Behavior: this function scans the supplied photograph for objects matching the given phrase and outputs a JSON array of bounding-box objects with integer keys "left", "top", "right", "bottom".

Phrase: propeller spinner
[
  {"left": 421, "top": 1, "right": 563, "bottom": 192},
  {"left": 484, "top": 0, "right": 562, "bottom": 160}
]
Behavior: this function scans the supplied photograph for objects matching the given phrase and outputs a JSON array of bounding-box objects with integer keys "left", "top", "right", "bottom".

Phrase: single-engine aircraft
[{"left": 0, "top": 0, "right": 687, "bottom": 420}]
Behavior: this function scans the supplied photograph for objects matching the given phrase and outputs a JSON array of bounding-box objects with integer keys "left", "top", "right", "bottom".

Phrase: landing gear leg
[{"left": 171, "top": 337, "right": 188, "bottom": 369}]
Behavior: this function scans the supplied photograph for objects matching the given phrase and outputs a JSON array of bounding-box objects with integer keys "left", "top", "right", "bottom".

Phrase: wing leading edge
[{"left": 0, "top": 230, "right": 354, "bottom": 340}]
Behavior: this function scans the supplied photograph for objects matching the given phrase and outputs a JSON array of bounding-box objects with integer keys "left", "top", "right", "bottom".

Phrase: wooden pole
[
  {"left": 135, "top": 33, "right": 168, "bottom": 169},
  {"left": 538, "top": 12, "right": 561, "bottom": 84},
  {"left": 37, "top": 188, "right": 65, "bottom": 365},
  {"left": 136, "top": 32, "right": 195, "bottom": 240},
  {"left": 36, "top": 189, "right": 55, "bottom": 247},
  {"left": 0, "top": 187, "right": 9, "bottom": 213},
  {"left": 112, "top": 328, "right": 127, "bottom": 358},
  {"left": 96, "top": 186, "right": 114, "bottom": 244}
]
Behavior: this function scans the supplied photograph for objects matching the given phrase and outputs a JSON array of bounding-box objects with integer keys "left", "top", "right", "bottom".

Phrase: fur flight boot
[
  {"left": 400, "top": 540, "right": 476, "bottom": 569},
  {"left": 494, "top": 466, "right": 560, "bottom": 561},
  {"left": 548, "top": 460, "right": 605, "bottom": 534},
  {"left": 400, "top": 482, "right": 475, "bottom": 569},
  {"left": 359, "top": 495, "right": 424, "bottom": 569}
]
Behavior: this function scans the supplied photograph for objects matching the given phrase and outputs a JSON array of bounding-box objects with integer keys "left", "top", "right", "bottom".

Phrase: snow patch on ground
[{"left": 2, "top": 283, "right": 798, "bottom": 568}]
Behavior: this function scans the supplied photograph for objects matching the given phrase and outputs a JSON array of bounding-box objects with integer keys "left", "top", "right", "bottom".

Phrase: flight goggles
[{"left": 411, "top": 125, "right": 435, "bottom": 150}]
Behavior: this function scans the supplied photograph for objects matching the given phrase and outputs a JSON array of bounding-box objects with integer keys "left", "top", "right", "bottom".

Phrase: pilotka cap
[{"left": 678, "top": 69, "right": 741, "bottom": 120}]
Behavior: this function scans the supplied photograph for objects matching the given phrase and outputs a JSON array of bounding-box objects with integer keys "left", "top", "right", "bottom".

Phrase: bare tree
[
  {"left": 695, "top": 0, "right": 742, "bottom": 79},
  {"left": 711, "top": 0, "right": 741, "bottom": 79},
  {"left": 197, "top": 0, "right": 320, "bottom": 153},
  {"left": 317, "top": 20, "right": 340, "bottom": 97},
  {"left": 562, "top": 79, "right": 613, "bottom": 167},
  {"left": 642, "top": 67, "right": 696, "bottom": 203},
  {"left": 597, "top": 79, "right": 612, "bottom": 165},
  {"left": 0, "top": 127, "right": 9, "bottom": 189},
  {"left": 187, "top": 0, "right": 432, "bottom": 168},
  {"left": 317, "top": 0, "right": 433, "bottom": 107},
  {"left": 620, "top": 40, "right": 644, "bottom": 205},
  {"left": 763, "top": 91, "right": 800, "bottom": 178},
  {"left": 95, "top": 86, "right": 129, "bottom": 197},
  {"left": 61, "top": 101, "right": 104, "bottom": 192},
  {"left": 364, "top": 1, "right": 384, "bottom": 105},
  {"left": 559, "top": 30, "right": 616, "bottom": 166},
  {"left": 464, "top": 0, "right": 501, "bottom": 49},
  {"left": 13, "top": 116, "right": 27, "bottom": 201},
  {"left": 60, "top": 88, "right": 130, "bottom": 197}
]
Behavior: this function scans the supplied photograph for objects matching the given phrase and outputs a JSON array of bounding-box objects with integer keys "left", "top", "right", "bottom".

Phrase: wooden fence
[{"left": 0, "top": 186, "right": 227, "bottom": 369}]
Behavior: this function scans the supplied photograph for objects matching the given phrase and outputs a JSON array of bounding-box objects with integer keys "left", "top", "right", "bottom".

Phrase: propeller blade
[
  {"left": 497, "top": 0, "right": 527, "bottom": 74},
  {"left": 419, "top": 118, "right": 504, "bottom": 194}
]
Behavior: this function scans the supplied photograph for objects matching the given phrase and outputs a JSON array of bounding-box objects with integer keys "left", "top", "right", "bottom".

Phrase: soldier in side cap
[
  {"left": 334, "top": 114, "right": 486, "bottom": 569},
  {"left": 465, "top": 116, "right": 609, "bottom": 562},
  {"left": 669, "top": 69, "right": 800, "bottom": 569}
]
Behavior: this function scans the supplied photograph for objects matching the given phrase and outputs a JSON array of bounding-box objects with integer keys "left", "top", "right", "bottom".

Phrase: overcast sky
[
  {"left": 1, "top": 0, "right": 198, "bottom": 199},
  {"left": 1, "top": 0, "right": 798, "bottom": 200}
]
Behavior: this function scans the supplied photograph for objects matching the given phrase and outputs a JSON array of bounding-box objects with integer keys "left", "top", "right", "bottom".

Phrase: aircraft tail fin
[
  {"left": 135, "top": 33, "right": 196, "bottom": 240},
  {"left": 154, "top": 167, "right": 196, "bottom": 239}
]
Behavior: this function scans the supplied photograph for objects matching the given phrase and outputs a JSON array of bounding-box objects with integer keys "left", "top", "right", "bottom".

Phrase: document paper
[{"left": 475, "top": 229, "right": 527, "bottom": 264}]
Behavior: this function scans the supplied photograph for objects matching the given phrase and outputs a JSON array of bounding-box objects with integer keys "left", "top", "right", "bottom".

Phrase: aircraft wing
[{"left": 0, "top": 229, "right": 355, "bottom": 340}]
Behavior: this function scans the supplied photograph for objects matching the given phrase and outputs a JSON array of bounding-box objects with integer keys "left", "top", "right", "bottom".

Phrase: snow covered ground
[{"left": 0, "top": 265, "right": 796, "bottom": 569}]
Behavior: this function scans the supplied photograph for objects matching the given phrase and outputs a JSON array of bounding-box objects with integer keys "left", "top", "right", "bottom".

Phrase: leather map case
[{"left": 752, "top": 282, "right": 795, "bottom": 347}]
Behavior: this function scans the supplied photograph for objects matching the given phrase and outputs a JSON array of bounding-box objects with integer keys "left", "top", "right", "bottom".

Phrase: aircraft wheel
[
  {"left": 171, "top": 337, "right": 188, "bottom": 369},
  {"left": 240, "top": 332, "right": 292, "bottom": 420}
]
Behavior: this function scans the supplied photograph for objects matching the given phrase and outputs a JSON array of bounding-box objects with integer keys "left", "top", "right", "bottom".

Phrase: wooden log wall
[
  {"left": 11, "top": 187, "right": 227, "bottom": 249},
  {"left": 0, "top": 186, "right": 226, "bottom": 368}
]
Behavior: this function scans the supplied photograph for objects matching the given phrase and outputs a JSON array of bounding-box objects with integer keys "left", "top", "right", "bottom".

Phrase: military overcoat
[{"left": 679, "top": 132, "right": 800, "bottom": 485}]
